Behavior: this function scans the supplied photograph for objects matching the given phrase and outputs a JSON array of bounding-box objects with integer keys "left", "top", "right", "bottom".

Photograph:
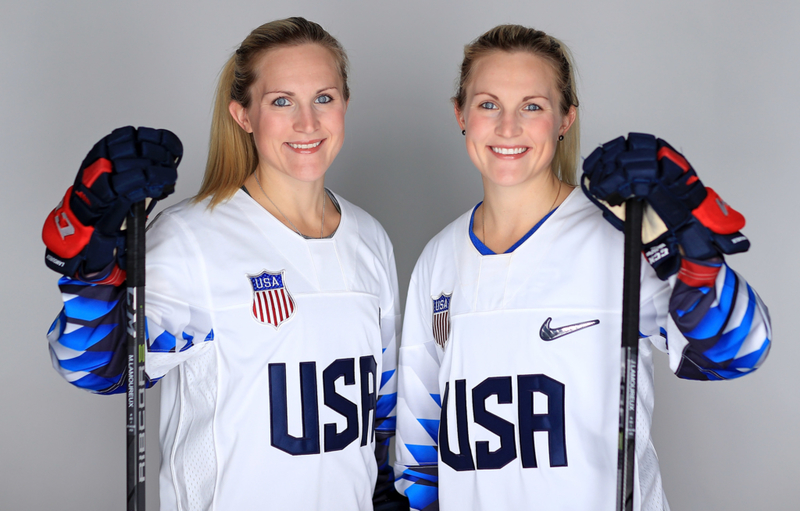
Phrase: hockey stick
[
  {"left": 617, "top": 198, "right": 643, "bottom": 511},
  {"left": 126, "top": 201, "right": 147, "bottom": 511}
]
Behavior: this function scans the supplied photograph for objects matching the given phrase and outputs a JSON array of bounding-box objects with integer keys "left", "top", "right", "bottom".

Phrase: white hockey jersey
[
  {"left": 394, "top": 189, "right": 770, "bottom": 511},
  {"left": 49, "top": 190, "right": 400, "bottom": 511}
]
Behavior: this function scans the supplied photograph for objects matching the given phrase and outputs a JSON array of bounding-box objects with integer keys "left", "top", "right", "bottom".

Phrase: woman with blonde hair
[
  {"left": 394, "top": 24, "right": 770, "bottom": 510},
  {"left": 44, "top": 17, "right": 407, "bottom": 511}
]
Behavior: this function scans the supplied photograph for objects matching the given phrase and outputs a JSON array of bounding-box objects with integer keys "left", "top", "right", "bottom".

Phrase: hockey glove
[
  {"left": 42, "top": 126, "right": 182, "bottom": 285},
  {"left": 581, "top": 132, "right": 749, "bottom": 280}
]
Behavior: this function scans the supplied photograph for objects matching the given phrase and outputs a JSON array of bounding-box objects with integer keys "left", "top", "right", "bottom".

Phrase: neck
[
  {"left": 246, "top": 165, "right": 339, "bottom": 237},
  {"left": 477, "top": 172, "right": 570, "bottom": 253}
]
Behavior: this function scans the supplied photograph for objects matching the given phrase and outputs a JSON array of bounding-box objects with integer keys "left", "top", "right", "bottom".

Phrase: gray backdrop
[{"left": 2, "top": 1, "right": 797, "bottom": 509}]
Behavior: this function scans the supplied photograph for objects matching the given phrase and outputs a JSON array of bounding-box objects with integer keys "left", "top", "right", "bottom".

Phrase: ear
[
  {"left": 559, "top": 105, "right": 577, "bottom": 137},
  {"left": 454, "top": 103, "right": 466, "bottom": 132},
  {"left": 228, "top": 100, "right": 253, "bottom": 133}
]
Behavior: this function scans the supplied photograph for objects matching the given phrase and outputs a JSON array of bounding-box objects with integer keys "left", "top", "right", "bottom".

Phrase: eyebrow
[
  {"left": 263, "top": 86, "right": 339, "bottom": 96},
  {"left": 474, "top": 92, "right": 550, "bottom": 102}
]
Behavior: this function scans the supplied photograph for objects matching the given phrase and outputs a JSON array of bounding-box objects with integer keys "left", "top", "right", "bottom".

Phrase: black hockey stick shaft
[
  {"left": 617, "top": 199, "right": 643, "bottom": 511},
  {"left": 126, "top": 201, "right": 146, "bottom": 511}
]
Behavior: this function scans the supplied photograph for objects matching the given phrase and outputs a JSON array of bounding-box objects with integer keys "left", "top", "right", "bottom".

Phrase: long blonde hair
[
  {"left": 453, "top": 24, "right": 580, "bottom": 185},
  {"left": 196, "top": 17, "right": 350, "bottom": 207}
]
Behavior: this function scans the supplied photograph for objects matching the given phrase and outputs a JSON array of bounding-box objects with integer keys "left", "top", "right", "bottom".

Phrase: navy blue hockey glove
[
  {"left": 581, "top": 132, "right": 749, "bottom": 280},
  {"left": 43, "top": 126, "right": 182, "bottom": 285}
]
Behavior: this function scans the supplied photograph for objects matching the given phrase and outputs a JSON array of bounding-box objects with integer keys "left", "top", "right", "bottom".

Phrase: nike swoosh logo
[{"left": 539, "top": 317, "right": 600, "bottom": 341}]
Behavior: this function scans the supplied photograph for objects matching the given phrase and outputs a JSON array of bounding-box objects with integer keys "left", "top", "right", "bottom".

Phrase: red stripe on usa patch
[{"left": 248, "top": 270, "right": 296, "bottom": 328}]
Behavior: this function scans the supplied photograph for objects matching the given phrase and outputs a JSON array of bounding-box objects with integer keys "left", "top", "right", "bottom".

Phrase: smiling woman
[
  {"left": 44, "top": 17, "right": 407, "bottom": 511},
  {"left": 393, "top": 24, "right": 771, "bottom": 511}
]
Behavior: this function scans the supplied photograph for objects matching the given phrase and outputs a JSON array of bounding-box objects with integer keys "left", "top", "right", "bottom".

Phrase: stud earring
[
  {"left": 558, "top": 134, "right": 564, "bottom": 141},
  {"left": 462, "top": 129, "right": 466, "bottom": 136}
]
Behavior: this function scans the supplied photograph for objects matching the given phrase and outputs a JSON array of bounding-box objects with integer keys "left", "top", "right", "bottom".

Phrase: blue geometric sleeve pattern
[
  {"left": 668, "top": 258, "right": 771, "bottom": 380},
  {"left": 48, "top": 277, "right": 213, "bottom": 394},
  {"left": 47, "top": 277, "right": 152, "bottom": 394}
]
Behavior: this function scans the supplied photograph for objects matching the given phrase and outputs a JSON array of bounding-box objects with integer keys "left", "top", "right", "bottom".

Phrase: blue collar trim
[{"left": 468, "top": 202, "right": 557, "bottom": 255}]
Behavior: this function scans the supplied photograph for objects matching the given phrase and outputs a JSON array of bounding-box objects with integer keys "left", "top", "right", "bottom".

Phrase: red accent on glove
[
  {"left": 91, "top": 265, "right": 126, "bottom": 286},
  {"left": 677, "top": 259, "right": 721, "bottom": 288},
  {"left": 81, "top": 158, "right": 113, "bottom": 189},
  {"left": 657, "top": 146, "right": 690, "bottom": 171},
  {"left": 657, "top": 146, "right": 698, "bottom": 184},
  {"left": 42, "top": 187, "right": 95, "bottom": 258},
  {"left": 692, "top": 187, "right": 745, "bottom": 235}
]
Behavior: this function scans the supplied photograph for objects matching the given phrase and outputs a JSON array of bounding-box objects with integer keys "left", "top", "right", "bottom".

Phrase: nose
[
  {"left": 496, "top": 110, "right": 522, "bottom": 138},
  {"left": 293, "top": 104, "right": 319, "bottom": 134}
]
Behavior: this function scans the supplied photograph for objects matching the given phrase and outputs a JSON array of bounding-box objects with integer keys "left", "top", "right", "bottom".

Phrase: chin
[
  {"left": 290, "top": 164, "right": 330, "bottom": 183},
  {"left": 481, "top": 166, "right": 533, "bottom": 187}
]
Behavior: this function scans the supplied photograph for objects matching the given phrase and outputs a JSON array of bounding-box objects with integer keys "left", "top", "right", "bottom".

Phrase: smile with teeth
[
  {"left": 287, "top": 140, "right": 322, "bottom": 149},
  {"left": 491, "top": 146, "right": 528, "bottom": 155}
]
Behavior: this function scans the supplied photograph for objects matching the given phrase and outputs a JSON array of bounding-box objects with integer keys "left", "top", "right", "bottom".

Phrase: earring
[
  {"left": 462, "top": 129, "right": 466, "bottom": 136},
  {"left": 558, "top": 134, "right": 564, "bottom": 141}
]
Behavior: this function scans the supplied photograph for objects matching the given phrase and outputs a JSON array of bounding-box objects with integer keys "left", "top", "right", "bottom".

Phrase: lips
[
  {"left": 489, "top": 145, "right": 529, "bottom": 159},
  {"left": 286, "top": 139, "right": 325, "bottom": 154}
]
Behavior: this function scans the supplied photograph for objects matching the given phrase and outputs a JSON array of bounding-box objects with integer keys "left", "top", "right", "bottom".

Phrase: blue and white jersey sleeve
[
  {"left": 640, "top": 257, "right": 771, "bottom": 380},
  {"left": 394, "top": 261, "right": 442, "bottom": 511},
  {"left": 48, "top": 210, "right": 215, "bottom": 393},
  {"left": 48, "top": 278, "right": 135, "bottom": 394}
]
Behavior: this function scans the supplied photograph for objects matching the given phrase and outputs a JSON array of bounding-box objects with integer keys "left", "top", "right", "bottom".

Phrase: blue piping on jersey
[
  {"left": 406, "top": 444, "right": 438, "bottom": 464},
  {"left": 59, "top": 350, "right": 113, "bottom": 372},
  {"left": 182, "top": 331, "right": 194, "bottom": 343},
  {"left": 64, "top": 295, "right": 121, "bottom": 322},
  {"left": 703, "top": 285, "right": 757, "bottom": 363},
  {"left": 59, "top": 323, "right": 117, "bottom": 351},
  {"left": 417, "top": 419, "right": 440, "bottom": 442},
  {"left": 380, "top": 369, "right": 395, "bottom": 389},
  {"left": 685, "top": 268, "right": 736, "bottom": 339},
  {"left": 469, "top": 202, "right": 557, "bottom": 255}
]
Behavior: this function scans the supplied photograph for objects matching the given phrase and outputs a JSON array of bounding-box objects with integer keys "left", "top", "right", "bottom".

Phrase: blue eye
[
  {"left": 315, "top": 94, "right": 333, "bottom": 104},
  {"left": 524, "top": 103, "right": 541, "bottom": 111},
  {"left": 479, "top": 102, "right": 497, "bottom": 110},
  {"left": 273, "top": 97, "right": 290, "bottom": 107}
]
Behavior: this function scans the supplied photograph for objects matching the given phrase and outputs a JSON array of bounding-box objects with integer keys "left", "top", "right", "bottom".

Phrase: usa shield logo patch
[
  {"left": 432, "top": 293, "right": 451, "bottom": 348},
  {"left": 248, "top": 270, "right": 296, "bottom": 328}
]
